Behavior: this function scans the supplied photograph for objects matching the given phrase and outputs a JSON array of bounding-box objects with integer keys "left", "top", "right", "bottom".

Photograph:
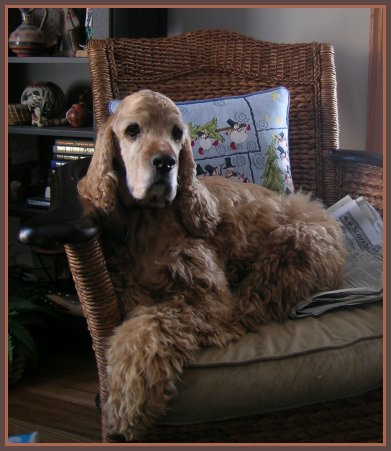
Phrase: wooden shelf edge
[
  {"left": 9, "top": 125, "right": 95, "bottom": 138},
  {"left": 8, "top": 56, "right": 89, "bottom": 64}
]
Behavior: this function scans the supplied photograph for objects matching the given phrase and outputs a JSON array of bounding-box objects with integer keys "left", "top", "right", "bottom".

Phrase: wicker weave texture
[
  {"left": 8, "top": 103, "right": 30, "bottom": 125},
  {"left": 88, "top": 30, "right": 340, "bottom": 201},
  {"left": 337, "top": 162, "right": 383, "bottom": 217},
  {"left": 64, "top": 239, "right": 122, "bottom": 442}
]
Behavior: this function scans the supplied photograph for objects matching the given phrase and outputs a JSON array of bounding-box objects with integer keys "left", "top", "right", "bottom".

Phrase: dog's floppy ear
[
  {"left": 176, "top": 137, "right": 220, "bottom": 237},
  {"left": 78, "top": 117, "right": 118, "bottom": 212}
]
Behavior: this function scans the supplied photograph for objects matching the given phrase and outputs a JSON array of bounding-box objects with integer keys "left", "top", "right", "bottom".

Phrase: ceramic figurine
[
  {"left": 61, "top": 8, "right": 80, "bottom": 56},
  {"left": 65, "top": 92, "right": 92, "bottom": 128},
  {"left": 21, "top": 81, "right": 66, "bottom": 127}
]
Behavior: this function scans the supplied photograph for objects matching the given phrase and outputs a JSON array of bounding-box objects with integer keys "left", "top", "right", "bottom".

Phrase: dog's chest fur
[{"left": 106, "top": 207, "right": 190, "bottom": 296}]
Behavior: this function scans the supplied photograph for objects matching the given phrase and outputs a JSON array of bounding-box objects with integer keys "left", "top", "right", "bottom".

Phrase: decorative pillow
[{"left": 108, "top": 87, "right": 294, "bottom": 194}]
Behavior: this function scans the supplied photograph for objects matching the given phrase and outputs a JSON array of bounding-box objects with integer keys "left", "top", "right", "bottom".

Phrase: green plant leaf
[
  {"left": 8, "top": 279, "right": 59, "bottom": 367},
  {"left": 8, "top": 318, "right": 38, "bottom": 364},
  {"left": 8, "top": 334, "right": 14, "bottom": 365}
]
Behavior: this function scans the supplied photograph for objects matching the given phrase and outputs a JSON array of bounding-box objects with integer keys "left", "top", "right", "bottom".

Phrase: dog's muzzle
[{"left": 145, "top": 153, "right": 178, "bottom": 207}]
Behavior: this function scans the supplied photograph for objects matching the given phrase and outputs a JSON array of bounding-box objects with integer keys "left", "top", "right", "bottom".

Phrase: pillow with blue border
[{"left": 109, "top": 87, "right": 294, "bottom": 195}]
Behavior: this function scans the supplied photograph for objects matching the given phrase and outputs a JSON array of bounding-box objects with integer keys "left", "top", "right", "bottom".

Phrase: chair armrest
[
  {"left": 330, "top": 149, "right": 383, "bottom": 216},
  {"left": 330, "top": 149, "right": 383, "bottom": 167},
  {"left": 19, "top": 158, "right": 101, "bottom": 248}
]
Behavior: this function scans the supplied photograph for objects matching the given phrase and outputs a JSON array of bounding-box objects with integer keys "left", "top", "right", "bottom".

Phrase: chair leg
[{"left": 64, "top": 237, "right": 122, "bottom": 443}]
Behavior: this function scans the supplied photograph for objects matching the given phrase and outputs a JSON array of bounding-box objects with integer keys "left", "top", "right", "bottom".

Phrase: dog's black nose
[{"left": 152, "top": 154, "right": 176, "bottom": 173}]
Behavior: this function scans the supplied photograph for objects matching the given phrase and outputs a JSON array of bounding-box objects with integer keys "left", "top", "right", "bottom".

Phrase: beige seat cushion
[{"left": 161, "top": 303, "right": 382, "bottom": 425}]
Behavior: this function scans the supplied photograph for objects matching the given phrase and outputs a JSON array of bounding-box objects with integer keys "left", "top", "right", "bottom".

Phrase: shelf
[
  {"left": 8, "top": 57, "right": 88, "bottom": 64},
  {"left": 9, "top": 125, "right": 95, "bottom": 138}
]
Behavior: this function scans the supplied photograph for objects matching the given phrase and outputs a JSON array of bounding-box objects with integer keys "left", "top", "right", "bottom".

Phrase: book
[
  {"left": 55, "top": 139, "right": 94, "bottom": 147},
  {"left": 52, "top": 152, "right": 90, "bottom": 161},
  {"left": 26, "top": 195, "right": 50, "bottom": 209},
  {"left": 53, "top": 144, "right": 94, "bottom": 155},
  {"left": 50, "top": 159, "right": 68, "bottom": 170}
]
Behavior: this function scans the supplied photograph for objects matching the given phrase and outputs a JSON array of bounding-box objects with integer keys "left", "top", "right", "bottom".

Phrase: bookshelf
[
  {"left": 8, "top": 54, "right": 93, "bottom": 218},
  {"left": 8, "top": 56, "right": 89, "bottom": 64}
]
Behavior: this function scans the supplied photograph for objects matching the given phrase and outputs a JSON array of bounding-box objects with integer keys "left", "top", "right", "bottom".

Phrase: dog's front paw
[
  {"left": 104, "top": 365, "right": 150, "bottom": 442},
  {"left": 104, "top": 305, "right": 197, "bottom": 442},
  {"left": 105, "top": 392, "right": 148, "bottom": 442}
]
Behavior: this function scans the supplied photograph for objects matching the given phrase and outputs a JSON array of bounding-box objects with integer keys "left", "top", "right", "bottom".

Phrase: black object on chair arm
[
  {"left": 330, "top": 149, "right": 383, "bottom": 168},
  {"left": 18, "top": 157, "right": 100, "bottom": 249}
]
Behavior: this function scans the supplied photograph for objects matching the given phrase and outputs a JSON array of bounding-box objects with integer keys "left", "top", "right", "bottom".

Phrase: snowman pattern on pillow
[{"left": 177, "top": 87, "right": 293, "bottom": 194}]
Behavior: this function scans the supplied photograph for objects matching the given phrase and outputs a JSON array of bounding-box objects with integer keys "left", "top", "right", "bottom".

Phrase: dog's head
[
  {"left": 112, "top": 90, "right": 189, "bottom": 207},
  {"left": 79, "top": 90, "right": 195, "bottom": 209},
  {"left": 78, "top": 90, "right": 219, "bottom": 236}
]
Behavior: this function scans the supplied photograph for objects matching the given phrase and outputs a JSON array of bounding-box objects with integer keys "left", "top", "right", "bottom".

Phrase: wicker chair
[{"left": 19, "top": 30, "right": 383, "bottom": 443}]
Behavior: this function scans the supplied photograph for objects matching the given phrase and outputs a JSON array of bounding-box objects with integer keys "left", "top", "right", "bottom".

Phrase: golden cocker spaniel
[{"left": 78, "top": 90, "right": 347, "bottom": 441}]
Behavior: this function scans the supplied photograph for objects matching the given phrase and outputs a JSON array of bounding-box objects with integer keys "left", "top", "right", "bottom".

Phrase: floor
[{"left": 8, "top": 316, "right": 102, "bottom": 443}]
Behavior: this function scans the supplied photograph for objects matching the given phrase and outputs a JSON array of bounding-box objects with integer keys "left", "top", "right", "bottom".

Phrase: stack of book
[
  {"left": 50, "top": 138, "right": 95, "bottom": 169},
  {"left": 27, "top": 139, "right": 95, "bottom": 209}
]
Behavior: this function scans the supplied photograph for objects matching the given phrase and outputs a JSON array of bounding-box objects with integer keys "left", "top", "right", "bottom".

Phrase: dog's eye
[
  {"left": 126, "top": 123, "right": 141, "bottom": 138},
  {"left": 172, "top": 126, "right": 183, "bottom": 141}
]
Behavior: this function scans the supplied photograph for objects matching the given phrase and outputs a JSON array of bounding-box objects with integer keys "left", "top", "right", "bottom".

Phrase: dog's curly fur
[{"left": 78, "top": 90, "right": 347, "bottom": 441}]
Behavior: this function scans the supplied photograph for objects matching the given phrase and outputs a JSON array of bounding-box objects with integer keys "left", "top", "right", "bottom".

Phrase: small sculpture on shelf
[
  {"left": 21, "top": 81, "right": 67, "bottom": 128},
  {"left": 61, "top": 8, "right": 80, "bottom": 57},
  {"left": 65, "top": 91, "right": 92, "bottom": 128}
]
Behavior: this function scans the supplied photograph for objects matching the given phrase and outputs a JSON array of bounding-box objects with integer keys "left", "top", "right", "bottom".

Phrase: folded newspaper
[{"left": 291, "top": 195, "right": 383, "bottom": 318}]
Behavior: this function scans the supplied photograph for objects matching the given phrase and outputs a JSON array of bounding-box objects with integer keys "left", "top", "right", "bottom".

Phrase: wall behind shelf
[{"left": 8, "top": 63, "right": 91, "bottom": 108}]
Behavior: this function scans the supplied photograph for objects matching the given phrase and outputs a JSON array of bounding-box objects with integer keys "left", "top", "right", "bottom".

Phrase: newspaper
[{"left": 291, "top": 195, "right": 383, "bottom": 318}]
